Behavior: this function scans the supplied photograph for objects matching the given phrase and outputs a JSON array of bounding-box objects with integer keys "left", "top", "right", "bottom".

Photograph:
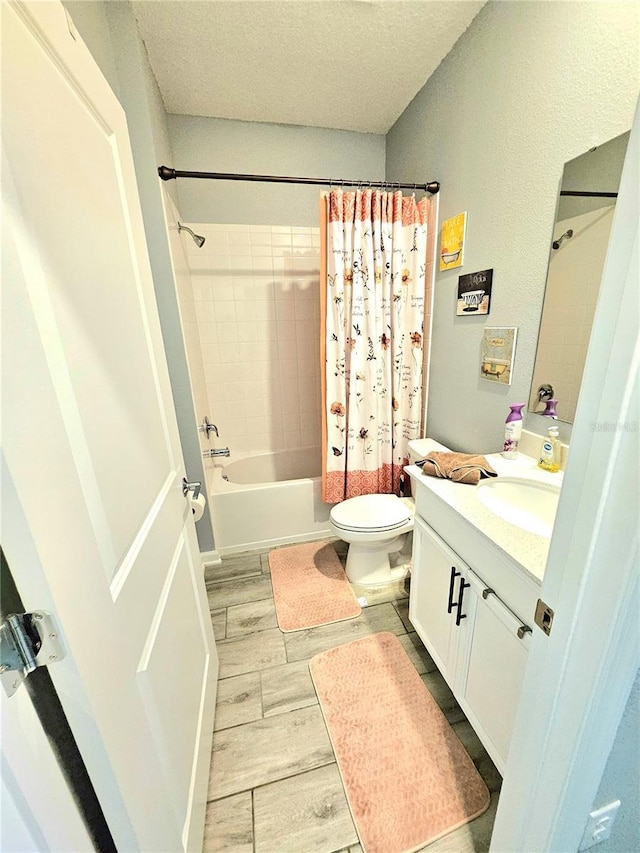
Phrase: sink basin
[{"left": 476, "top": 477, "right": 560, "bottom": 537}]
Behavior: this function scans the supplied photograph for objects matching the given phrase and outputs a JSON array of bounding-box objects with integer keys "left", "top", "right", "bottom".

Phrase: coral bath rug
[
  {"left": 268, "top": 540, "right": 361, "bottom": 632},
  {"left": 309, "top": 632, "right": 490, "bottom": 853}
]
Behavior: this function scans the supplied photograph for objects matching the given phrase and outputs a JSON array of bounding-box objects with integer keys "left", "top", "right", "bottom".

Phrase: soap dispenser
[
  {"left": 538, "top": 426, "right": 561, "bottom": 472},
  {"left": 502, "top": 404, "right": 525, "bottom": 459}
]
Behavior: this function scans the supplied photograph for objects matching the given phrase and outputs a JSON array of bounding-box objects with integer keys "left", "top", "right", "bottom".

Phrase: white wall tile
[
  {"left": 237, "top": 322, "right": 258, "bottom": 342},
  {"left": 276, "top": 320, "right": 297, "bottom": 341},
  {"left": 218, "top": 323, "right": 240, "bottom": 343},
  {"left": 211, "top": 281, "right": 235, "bottom": 302},
  {"left": 185, "top": 221, "right": 322, "bottom": 455},
  {"left": 275, "top": 301, "right": 296, "bottom": 322},
  {"left": 219, "top": 343, "right": 241, "bottom": 363},
  {"left": 249, "top": 232, "right": 272, "bottom": 246},
  {"left": 294, "top": 299, "right": 316, "bottom": 321},
  {"left": 198, "top": 323, "right": 218, "bottom": 344}
]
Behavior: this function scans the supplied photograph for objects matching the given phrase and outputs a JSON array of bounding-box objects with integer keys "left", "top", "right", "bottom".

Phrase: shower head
[
  {"left": 178, "top": 222, "right": 206, "bottom": 248},
  {"left": 552, "top": 228, "right": 573, "bottom": 250}
]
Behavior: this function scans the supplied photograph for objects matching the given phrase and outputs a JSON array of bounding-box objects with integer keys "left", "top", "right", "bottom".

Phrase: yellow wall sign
[{"left": 440, "top": 211, "right": 467, "bottom": 271}]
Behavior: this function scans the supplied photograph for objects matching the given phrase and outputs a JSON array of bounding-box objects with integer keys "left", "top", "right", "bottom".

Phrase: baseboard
[{"left": 200, "top": 549, "right": 222, "bottom": 567}]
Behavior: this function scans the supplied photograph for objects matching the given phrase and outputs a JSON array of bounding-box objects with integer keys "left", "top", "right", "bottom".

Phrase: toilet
[
  {"left": 330, "top": 438, "right": 452, "bottom": 587},
  {"left": 329, "top": 493, "right": 414, "bottom": 587}
]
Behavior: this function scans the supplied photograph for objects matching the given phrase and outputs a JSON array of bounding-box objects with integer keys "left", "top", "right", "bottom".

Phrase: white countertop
[{"left": 405, "top": 452, "right": 564, "bottom": 584}]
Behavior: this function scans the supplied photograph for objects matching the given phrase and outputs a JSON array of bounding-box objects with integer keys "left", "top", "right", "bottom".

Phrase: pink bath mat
[
  {"left": 309, "top": 632, "right": 490, "bottom": 853},
  {"left": 268, "top": 540, "right": 361, "bottom": 632}
]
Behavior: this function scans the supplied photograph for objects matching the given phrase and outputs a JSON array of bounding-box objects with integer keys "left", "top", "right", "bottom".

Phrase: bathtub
[{"left": 209, "top": 447, "right": 334, "bottom": 554}]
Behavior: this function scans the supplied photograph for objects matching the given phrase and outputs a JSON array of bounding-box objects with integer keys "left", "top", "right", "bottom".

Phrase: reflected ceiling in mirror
[{"left": 529, "top": 131, "right": 630, "bottom": 424}]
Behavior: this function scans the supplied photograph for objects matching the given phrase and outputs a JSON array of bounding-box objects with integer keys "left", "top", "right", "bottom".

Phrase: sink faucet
[{"left": 203, "top": 448, "right": 230, "bottom": 458}]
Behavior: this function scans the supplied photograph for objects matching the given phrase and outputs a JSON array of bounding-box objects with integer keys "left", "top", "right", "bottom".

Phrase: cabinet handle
[
  {"left": 455, "top": 578, "right": 471, "bottom": 626},
  {"left": 447, "top": 567, "right": 461, "bottom": 613}
]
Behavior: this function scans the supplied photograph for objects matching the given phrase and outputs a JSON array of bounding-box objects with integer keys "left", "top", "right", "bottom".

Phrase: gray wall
[
  {"left": 63, "top": 0, "right": 215, "bottom": 551},
  {"left": 167, "top": 114, "right": 386, "bottom": 226},
  {"left": 60, "top": 1, "right": 120, "bottom": 98},
  {"left": 591, "top": 670, "right": 640, "bottom": 853},
  {"left": 386, "top": 0, "right": 639, "bottom": 451}
]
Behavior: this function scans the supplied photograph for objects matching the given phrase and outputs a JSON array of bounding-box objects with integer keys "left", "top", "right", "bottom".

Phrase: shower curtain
[{"left": 320, "top": 189, "right": 437, "bottom": 504}]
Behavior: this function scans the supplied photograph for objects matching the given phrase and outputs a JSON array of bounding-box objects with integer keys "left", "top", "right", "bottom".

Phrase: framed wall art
[
  {"left": 480, "top": 326, "right": 518, "bottom": 385},
  {"left": 457, "top": 268, "right": 493, "bottom": 315},
  {"left": 439, "top": 211, "right": 467, "bottom": 271}
]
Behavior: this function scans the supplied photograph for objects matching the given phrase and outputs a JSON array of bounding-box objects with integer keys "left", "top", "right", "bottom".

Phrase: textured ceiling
[{"left": 133, "top": 0, "right": 486, "bottom": 134}]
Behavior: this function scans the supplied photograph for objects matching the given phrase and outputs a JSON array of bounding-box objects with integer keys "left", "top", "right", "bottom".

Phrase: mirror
[{"left": 528, "top": 131, "right": 630, "bottom": 424}]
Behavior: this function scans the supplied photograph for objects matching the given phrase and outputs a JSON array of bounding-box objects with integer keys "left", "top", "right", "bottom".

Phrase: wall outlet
[{"left": 578, "top": 800, "right": 621, "bottom": 850}]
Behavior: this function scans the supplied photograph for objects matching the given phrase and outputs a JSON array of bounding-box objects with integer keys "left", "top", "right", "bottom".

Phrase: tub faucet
[{"left": 203, "top": 448, "right": 230, "bottom": 458}]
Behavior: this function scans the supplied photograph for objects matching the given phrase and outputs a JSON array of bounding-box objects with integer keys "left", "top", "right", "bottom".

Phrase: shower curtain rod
[
  {"left": 158, "top": 165, "right": 440, "bottom": 194},
  {"left": 560, "top": 190, "right": 618, "bottom": 198}
]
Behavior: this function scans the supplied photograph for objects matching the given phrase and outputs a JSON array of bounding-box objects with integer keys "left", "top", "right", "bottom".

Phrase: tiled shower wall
[{"left": 184, "top": 224, "right": 322, "bottom": 455}]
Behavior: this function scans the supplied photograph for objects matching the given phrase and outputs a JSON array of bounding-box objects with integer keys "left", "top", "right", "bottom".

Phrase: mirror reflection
[{"left": 529, "top": 131, "right": 630, "bottom": 424}]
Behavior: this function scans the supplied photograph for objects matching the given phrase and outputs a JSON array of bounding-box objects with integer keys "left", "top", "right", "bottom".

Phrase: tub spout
[{"left": 203, "top": 448, "right": 230, "bottom": 458}]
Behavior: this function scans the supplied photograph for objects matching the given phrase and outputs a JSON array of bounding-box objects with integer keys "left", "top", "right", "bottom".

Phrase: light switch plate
[{"left": 578, "top": 800, "right": 621, "bottom": 850}]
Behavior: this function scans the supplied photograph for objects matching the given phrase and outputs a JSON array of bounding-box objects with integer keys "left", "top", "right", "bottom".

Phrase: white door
[
  {"left": 409, "top": 516, "right": 462, "bottom": 686},
  {"left": 1, "top": 2, "right": 217, "bottom": 851},
  {"left": 490, "top": 100, "right": 639, "bottom": 850}
]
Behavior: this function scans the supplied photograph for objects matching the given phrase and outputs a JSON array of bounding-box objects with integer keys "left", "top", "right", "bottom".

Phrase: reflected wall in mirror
[{"left": 529, "top": 131, "right": 630, "bottom": 424}]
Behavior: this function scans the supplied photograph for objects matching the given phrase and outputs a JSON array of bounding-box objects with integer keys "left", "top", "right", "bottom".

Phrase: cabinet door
[
  {"left": 458, "top": 571, "right": 532, "bottom": 773},
  {"left": 409, "top": 516, "right": 470, "bottom": 689}
]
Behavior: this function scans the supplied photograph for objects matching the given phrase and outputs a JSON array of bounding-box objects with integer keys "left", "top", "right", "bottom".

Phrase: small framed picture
[
  {"left": 439, "top": 212, "right": 467, "bottom": 271},
  {"left": 457, "top": 269, "right": 492, "bottom": 316},
  {"left": 480, "top": 327, "right": 518, "bottom": 385}
]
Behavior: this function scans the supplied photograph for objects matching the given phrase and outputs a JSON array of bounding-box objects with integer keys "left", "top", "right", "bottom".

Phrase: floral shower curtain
[{"left": 320, "top": 189, "right": 437, "bottom": 504}]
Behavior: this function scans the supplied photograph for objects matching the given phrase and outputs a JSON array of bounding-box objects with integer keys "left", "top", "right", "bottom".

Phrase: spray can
[{"left": 502, "top": 404, "right": 525, "bottom": 459}]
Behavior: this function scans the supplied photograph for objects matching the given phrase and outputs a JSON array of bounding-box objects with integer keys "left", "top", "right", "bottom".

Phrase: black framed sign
[{"left": 456, "top": 268, "right": 493, "bottom": 315}]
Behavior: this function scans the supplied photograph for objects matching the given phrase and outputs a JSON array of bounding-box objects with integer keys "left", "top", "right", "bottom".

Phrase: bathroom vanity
[{"left": 406, "top": 450, "right": 561, "bottom": 775}]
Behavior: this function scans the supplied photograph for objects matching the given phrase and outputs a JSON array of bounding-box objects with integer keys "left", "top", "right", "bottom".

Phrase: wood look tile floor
[{"left": 204, "top": 542, "right": 501, "bottom": 853}]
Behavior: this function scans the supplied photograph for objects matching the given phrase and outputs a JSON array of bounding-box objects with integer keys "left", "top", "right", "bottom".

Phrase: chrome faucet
[
  {"left": 203, "top": 448, "right": 230, "bottom": 458},
  {"left": 199, "top": 416, "right": 218, "bottom": 439}
]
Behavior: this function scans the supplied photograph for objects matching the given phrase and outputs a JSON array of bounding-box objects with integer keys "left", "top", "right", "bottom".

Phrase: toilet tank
[{"left": 407, "top": 437, "right": 451, "bottom": 464}]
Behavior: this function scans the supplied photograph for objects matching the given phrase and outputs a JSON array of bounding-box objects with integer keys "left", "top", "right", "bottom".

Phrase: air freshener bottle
[
  {"left": 542, "top": 399, "right": 559, "bottom": 419},
  {"left": 502, "top": 404, "right": 525, "bottom": 459}
]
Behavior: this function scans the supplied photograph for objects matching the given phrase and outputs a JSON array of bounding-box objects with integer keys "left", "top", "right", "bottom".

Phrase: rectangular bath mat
[
  {"left": 309, "top": 632, "right": 490, "bottom": 853},
  {"left": 268, "top": 540, "right": 361, "bottom": 632}
]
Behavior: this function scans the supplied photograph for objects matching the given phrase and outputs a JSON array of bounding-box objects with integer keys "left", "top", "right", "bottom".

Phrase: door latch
[
  {"left": 0, "top": 611, "right": 66, "bottom": 697},
  {"left": 534, "top": 599, "right": 555, "bottom": 636}
]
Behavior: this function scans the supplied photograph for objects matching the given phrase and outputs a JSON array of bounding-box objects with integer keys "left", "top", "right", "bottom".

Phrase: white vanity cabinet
[
  {"left": 409, "top": 515, "right": 474, "bottom": 689},
  {"left": 410, "top": 515, "right": 532, "bottom": 773}
]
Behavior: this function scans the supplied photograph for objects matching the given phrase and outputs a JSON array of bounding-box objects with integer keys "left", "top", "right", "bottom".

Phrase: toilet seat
[{"left": 330, "top": 494, "right": 412, "bottom": 534}]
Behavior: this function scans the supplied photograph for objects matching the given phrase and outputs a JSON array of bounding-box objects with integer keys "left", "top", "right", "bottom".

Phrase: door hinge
[
  {"left": 0, "top": 611, "right": 65, "bottom": 697},
  {"left": 534, "top": 599, "right": 555, "bottom": 636}
]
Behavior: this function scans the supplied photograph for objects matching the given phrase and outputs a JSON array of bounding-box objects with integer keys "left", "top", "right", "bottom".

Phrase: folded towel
[{"left": 416, "top": 452, "right": 498, "bottom": 486}]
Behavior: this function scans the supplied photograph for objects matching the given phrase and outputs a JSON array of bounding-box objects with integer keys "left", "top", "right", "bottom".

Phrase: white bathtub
[{"left": 209, "top": 447, "right": 334, "bottom": 554}]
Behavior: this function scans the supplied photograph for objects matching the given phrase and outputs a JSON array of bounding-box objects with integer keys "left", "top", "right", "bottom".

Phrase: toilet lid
[{"left": 330, "top": 494, "right": 412, "bottom": 532}]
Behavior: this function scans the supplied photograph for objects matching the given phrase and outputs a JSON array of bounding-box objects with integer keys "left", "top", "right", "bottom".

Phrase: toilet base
[{"left": 345, "top": 534, "right": 410, "bottom": 587}]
